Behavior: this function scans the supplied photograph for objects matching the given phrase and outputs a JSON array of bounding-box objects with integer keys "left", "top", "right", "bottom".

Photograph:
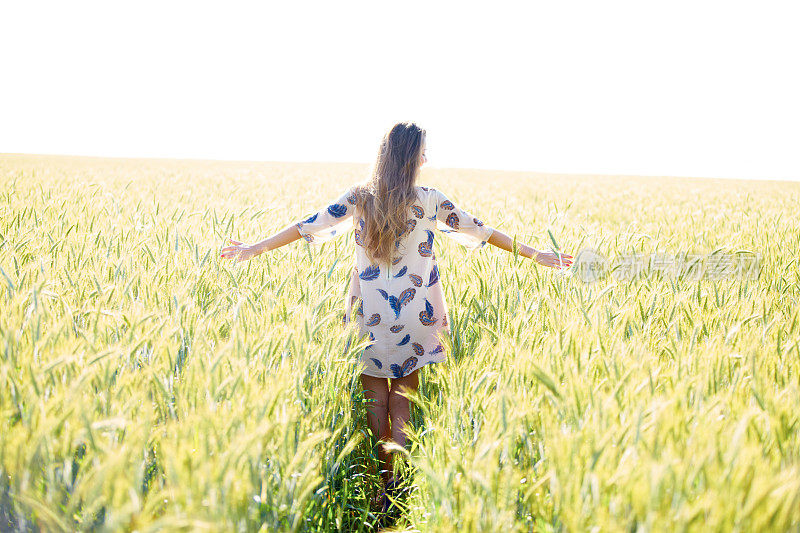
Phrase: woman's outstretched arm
[
  {"left": 487, "top": 229, "right": 573, "bottom": 269},
  {"left": 221, "top": 185, "right": 356, "bottom": 263},
  {"left": 219, "top": 224, "right": 303, "bottom": 262}
]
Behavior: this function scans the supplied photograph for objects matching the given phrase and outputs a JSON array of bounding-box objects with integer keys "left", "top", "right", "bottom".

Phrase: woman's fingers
[
  {"left": 221, "top": 240, "right": 247, "bottom": 260},
  {"left": 220, "top": 245, "right": 243, "bottom": 259},
  {"left": 221, "top": 242, "right": 254, "bottom": 263},
  {"left": 551, "top": 251, "right": 573, "bottom": 266},
  {"left": 539, "top": 251, "right": 573, "bottom": 269}
]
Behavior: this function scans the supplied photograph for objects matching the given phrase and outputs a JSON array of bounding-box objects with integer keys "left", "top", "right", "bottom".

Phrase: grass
[{"left": 1, "top": 154, "right": 799, "bottom": 531}]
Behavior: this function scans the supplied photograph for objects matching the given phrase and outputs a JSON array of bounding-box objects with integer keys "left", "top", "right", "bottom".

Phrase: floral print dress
[{"left": 295, "top": 185, "right": 494, "bottom": 378}]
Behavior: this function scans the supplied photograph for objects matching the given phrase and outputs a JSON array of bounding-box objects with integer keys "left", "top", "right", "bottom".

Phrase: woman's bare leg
[
  {"left": 387, "top": 369, "right": 420, "bottom": 470},
  {"left": 360, "top": 373, "right": 392, "bottom": 484}
]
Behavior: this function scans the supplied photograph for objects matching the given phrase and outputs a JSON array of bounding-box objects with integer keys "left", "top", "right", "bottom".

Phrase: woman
[{"left": 220, "top": 121, "right": 573, "bottom": 511}]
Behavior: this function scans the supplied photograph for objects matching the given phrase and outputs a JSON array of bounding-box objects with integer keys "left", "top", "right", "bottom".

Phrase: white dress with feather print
[{"left": 295, "top": 185, "right": 494, "bottom": 378}]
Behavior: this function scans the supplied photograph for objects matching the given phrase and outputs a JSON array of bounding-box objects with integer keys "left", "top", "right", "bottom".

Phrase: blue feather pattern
[
  {"left": 397, "top": 287, "right": 415, "bottom": 308},
  {"left": 355, "top": 219, "right": 365, "bottom": 247},
  {"left": 301, "top": 213, "right": 318, "bottom": 224},
  {"left": 429, "top": 343, "right": 444, "bottom": 355},
  {"left": 418, "top": 299, "right": 437, "bottom": 326},
  {"left": 394, "top": 266, "right": 408, "bottom": 278},
  {"left": 426, "top": 265, "right": 439, "bottom": 287},
  {"left": 327, "top": 204, "right": 348, "bottom": 218},
  {"left": 418, "top": 230, "right": 434, "bottom": 257},
  {"left": 445, "top": 212, "right": 460, "bottom": 230},
  {"left": 388, "top": 287, "right": 416, "bottom": 319},
  {"left": 370, "top": 357, "right": 383, "bottom": 369},
  {"left": 397, "top": 334, "right": 410, "bottom": 346},
  {"left": 359, "top": 265, "right": 380, "bottom": 281},
  {"left": 390, "top": 356, "right": 418, "bottom": 378}
]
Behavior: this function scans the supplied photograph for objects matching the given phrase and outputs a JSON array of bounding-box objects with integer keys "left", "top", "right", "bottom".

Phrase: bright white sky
[{"left": 1, "top": 1, "right": 798, "bottom": 181}]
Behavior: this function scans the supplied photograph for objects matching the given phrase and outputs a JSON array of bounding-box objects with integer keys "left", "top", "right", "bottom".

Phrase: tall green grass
[{"left": 1, "top": 155, "right": 798, "bottom": 531}]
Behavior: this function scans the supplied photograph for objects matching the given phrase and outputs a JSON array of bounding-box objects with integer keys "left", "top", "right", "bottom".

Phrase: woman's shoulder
[{"left": 414, "top": 184, "right": 441, "bottom": 199}]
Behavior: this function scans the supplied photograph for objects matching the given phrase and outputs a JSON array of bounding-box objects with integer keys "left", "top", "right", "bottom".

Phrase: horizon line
[{"left": 2, "top": 152, "right": 798, "bottom": 185}]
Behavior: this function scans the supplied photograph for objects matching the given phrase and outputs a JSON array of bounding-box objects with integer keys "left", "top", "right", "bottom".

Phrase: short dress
[{"left": 295, "top": 184, "right": 494, "bottom": 378}]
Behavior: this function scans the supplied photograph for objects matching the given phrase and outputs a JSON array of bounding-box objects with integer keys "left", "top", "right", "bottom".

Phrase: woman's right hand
[
  {"left": 220, "top": 238, "right": 257, "bottom": 262},
  {"left": 534, "top": 249, "right": 573, "bottom": 269}
]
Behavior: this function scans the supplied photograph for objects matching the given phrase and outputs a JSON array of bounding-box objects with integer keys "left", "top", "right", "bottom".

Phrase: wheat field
[{"left": 1, "top": 154, "right": 799, "bottom": 532}]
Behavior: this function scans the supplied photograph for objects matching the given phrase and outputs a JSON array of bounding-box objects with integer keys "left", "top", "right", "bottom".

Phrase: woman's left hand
[
  {"left": 220, "top": 238, "right": 257, "bottom": 262},
  {"left": 534, "top": 249, "right": 573, "bottom": 269}
]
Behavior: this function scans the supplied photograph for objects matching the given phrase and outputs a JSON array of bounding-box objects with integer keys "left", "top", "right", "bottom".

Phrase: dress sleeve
[
  {"left": 294, "top": 185, "right": 357, "bottom": 245},
  {"left": 432, "top": 188, "right": 495, "bottom": 251}
]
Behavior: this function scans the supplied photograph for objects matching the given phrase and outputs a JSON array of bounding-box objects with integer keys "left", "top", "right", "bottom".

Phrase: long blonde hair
[{"left": 353, "top": 122, "right": 426, "bottom": 265}]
